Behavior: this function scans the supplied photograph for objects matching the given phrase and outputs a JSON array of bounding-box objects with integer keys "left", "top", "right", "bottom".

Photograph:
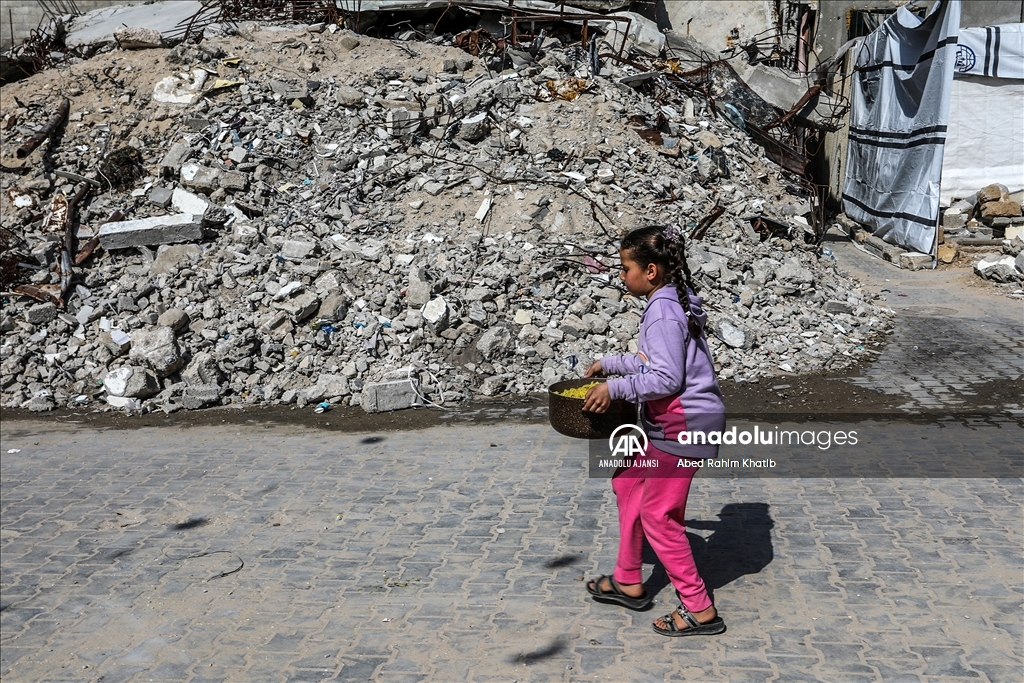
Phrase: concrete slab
[
  {"left": 98, "top": 213, "right": 202, "bottom": 249},
  {"left": 65, "top": 1, "right": 203, "bottom": 48}
]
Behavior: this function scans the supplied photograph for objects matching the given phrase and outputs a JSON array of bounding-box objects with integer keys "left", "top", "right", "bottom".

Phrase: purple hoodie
[{"left": 601, "top": 286, "right": 726, "bottom": 457}]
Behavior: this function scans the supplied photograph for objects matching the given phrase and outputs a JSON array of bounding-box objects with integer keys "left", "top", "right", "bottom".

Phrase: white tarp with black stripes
[
  {"left": 953, "top": 24, "right": 1024, "bottom": 80},
  {"left": 942, "top": 23, "right": 1024, "bottom": 203},
  {"left": 843, "top": 0, "right": 961, "bottom": 256}
]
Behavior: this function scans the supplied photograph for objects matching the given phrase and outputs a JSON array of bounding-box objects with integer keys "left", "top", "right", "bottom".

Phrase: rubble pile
[
  {"left": 0, "top": 22, "right": 893, "bottom": 413},
  {"left": 942, "top": 183, "right": 1024, "bottom": 286}
]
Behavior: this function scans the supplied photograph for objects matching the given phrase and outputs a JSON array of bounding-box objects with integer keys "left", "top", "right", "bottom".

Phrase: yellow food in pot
[{"left": 554, "top": 381, "right": 601, "bottom": 399}]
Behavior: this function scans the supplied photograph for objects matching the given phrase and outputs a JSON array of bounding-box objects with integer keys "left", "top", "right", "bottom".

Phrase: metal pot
[{"left": 548, "top": 378, "right": 638, "bottom": 440}]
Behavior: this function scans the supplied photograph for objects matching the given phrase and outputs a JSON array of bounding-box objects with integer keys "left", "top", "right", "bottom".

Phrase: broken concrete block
[
  {"left": 980, "top": 200, "right": 1022, "bottom": 220},
  {"left": 269, "top": 79, "right": 313, "bottom": 106},
  {"left": 98, "top": 214, "right": 202, "bottom": 249},
  {"left": 153, "top": 69, "right": 208, "bottom": 105},
  {"left": 336, "top": 84, "right": 365, "bottom": 107},
  {"left": 458, "top": 112, "right": 489, "bottom": 142},
  {"left": 360, "top": 378, "right": 421, "bottom": 413},
  {"left": 113, "top": 26, "right": 163, "bottom": 49},
  {"left": 476, "top": 325, "right": 512, "bottom": 360},
  {"left": 129, "top": 326, "right": 183, "bottom": 378},
  {"left": 387, "top": 108, "right": 421, "bottom": 137},
  {"left": 260, "top": 311, "right": 289, "bottom": 334},
  {"left": 26, "top": 391, "right": 55, "bottom": 412},
  {"left": 232, "top": 221, "right": 259, "bottom": 244},
  {"left": 227, "top": 146, "right": 248, "bottom": 164},
  {"left": 978, "top": 183, "right": 1009, "bottom": 203},
  {"left": 170, "top": 187, "right": 209, "bottom": 215},
  {"left": 339, "top": 33, "right": 360, "bottom": 50},
  {"left": 280, "top": 239, "right": 317, "bottom": 260},
  {"left": 316, "top": 293, "right": 348, "bottom": 321},
  {"left": 899, "top": 251, "right": 933, "bottom": 271},
  {"left": 180, "top": 163, "right": 222, "bottom": 193},
  {"left": 937, "top": 243, "right": 957, "bottom": 264},
  {"left": 149, "top": 186, "right": 173, "bottom": 208},
  {"left": 824, "top": 300, "right": 853, "bottom": 315},
  {"left": 775, "top": 260, "right": 814, "bottom": 284},
  {"left": 405, "top": 278, "right": 432, "bottom": 307},
  {"left": 277, "top": 291, "right": 320, "bottom": 322},
  {"left": 713, "top": 319, "right": 747, "bottom": 349},
  {"left": 941, "top": 210, "right": 966, "bottom": 230},
  {"left": 181, "top": 384, "right": 221, "bottom": 410},
  {"left": 150, "top": 244, "right": 202, "bottom": 276},
  {"left": 975, "top": 255, "right": 1021, "bottom": 283},
  {"left": 219, "top": 170, "right": 248, "bottom": 192},
  {"left": 881, "top": 243, "right": 906, "bottom": 264},
  {"left": 160, "top": 141, "right": 192, "bottom": 177},
  {"left": 106, "top": 395, "right": 141, "bottom": 410},
  {"left": 157, "top": 308, "right": 190, "bottom": 331},
  {"left": 559, "top": 313, "right": 588, "bottom": 338},
  {"left": 422, "top": 296, "right": 449, "bottom": 333},
  {"left": 99, "top": 329, "right": 131, "bottom": 355},
  {"left": 25, "top": 303, "right": 57, "bottom": 325},
  {"left": 314, "top": 271, "right": 343, "bottom": 294},
  {"left": 182, "top": 352, "right": 223, "bottom": 386},
  {"left": 103, "top": 366, "right": 159, "bottom": 399}
]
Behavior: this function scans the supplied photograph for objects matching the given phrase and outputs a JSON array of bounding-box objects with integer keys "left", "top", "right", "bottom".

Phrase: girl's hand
[
  {"left": 582, "top": 382, "right": 611, "bottom": 413},
  {"left": 583, "top": 360, "right": 605, "bottom": 378}
]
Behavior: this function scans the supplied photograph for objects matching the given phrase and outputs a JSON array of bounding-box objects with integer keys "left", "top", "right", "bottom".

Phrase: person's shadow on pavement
[{"left": 642, "top": 502, "right": 774, "bottom": 603}]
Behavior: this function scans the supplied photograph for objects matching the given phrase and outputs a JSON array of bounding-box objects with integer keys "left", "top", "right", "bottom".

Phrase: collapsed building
[{"left": 1, "top": 1, "right": 924, "bottom": 413}]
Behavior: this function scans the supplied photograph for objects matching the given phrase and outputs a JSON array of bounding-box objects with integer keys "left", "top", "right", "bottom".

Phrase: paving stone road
[
  {"left": 2, "top": 416, "right": 1021, "bottom": 683},
  {"left": 2, "top": 240, "right": 1022, "bottom": 683}
]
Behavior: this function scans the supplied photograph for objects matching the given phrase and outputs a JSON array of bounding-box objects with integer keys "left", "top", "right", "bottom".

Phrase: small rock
[
  {"left": 181, "top": 384, "right": 221, "bottom": 410},
  {"left": 476, "top": 325, "right": 512, "bottom": 360},
  {"left": 336, "top": 84, "right": 365, "bottom": 107},
  {"left": 157, "top": 308, "right": 190, "bottom": 331},
  {"left": 129, "top": 326, "right": 183, "bottom": 378},
  {"left": 422, "top": 296, "right": 450, "bottom": 332},
  {"left": 25, "top": 303, "right": 57, "bottom": 325},
  {"left": 713, "top": 319, "right": 747, "bottom": 349}
]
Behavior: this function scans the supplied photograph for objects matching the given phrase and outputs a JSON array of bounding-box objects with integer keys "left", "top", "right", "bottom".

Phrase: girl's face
[{"left": 619, "top": 249, "right": 664, "bottom": 298}]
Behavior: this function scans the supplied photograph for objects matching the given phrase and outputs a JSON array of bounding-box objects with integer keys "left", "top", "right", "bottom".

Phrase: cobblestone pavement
[
  {"left": 2, "top": 418, "right": 1021, "bottom": 683},
  {"left": 827, "top": 236, "right": 1023, "bottom": 413}
]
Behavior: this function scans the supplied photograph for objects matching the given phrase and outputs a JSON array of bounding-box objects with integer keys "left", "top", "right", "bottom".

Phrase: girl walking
[{"left": 581, "top": 225, "right": 727, "bottom": 637}]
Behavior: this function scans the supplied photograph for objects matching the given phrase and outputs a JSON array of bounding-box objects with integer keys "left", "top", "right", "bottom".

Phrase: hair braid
[{"left": 620, "top": 225, "right": 704, "bottom": 338}]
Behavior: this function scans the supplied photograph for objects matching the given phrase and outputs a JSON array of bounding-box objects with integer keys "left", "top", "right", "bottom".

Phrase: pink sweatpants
[{"left": 610, "top": 443, "right": 712, "bottom": 613}]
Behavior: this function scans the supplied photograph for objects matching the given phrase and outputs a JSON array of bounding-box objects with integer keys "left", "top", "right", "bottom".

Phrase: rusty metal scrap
[
  {"left": 177, "top": 0, "right": 339, "bottom": 42},
  {"left": 745, "top": 214, "right": 791, "bottom": 242},
  {"left": 15, "top": 98, "right": 69, "bottom": 159},
  {"left": 689, "top": 205, "right": 725, "bottom": 241},
  {"left": 75, "top": 210, "right": 121, "bottom": 265}
]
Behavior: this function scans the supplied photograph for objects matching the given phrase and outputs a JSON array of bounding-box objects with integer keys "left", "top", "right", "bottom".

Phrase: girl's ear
[{"left": 646, "top": 262, "right": 660, "bottom": 282}]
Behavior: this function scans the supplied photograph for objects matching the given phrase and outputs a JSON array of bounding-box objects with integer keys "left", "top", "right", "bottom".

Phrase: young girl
[{"left": 580, "top": 225, "right": 727, "bottom": 637}]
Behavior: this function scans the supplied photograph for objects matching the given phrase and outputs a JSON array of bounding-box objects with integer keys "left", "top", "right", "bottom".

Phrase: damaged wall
[
  {"left": 659, "top": 1, "right": 777, "bottom": 56},
  {"left": 1, "top": 0, "right": 131, "bottom": 51}
]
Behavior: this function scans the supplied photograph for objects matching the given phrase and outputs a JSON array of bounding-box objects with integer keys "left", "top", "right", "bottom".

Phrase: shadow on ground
[{"left": 640, "top": 502, "right": 775, "bottom": 604}]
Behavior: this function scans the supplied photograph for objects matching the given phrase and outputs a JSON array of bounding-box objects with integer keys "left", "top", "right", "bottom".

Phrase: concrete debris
[
  {"left": 942, "top": 185, "right": 1024, "bottom": 288},
  {"left": 113, "top": 27, "right": 164, "bottom": 51},
  {"left": 0, "top": 19, "right": 896, "bottom": 415},
  {"left": 97, "top": 214, "right": 203, "bottom": 249},
  {"left": 974, "top": 255, "right": 1022, "bottom": 284}
]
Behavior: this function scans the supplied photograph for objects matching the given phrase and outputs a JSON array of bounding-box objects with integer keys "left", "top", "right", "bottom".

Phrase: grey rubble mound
[{"left": 0, "top": 24, "right": 893, "bottom": 413}]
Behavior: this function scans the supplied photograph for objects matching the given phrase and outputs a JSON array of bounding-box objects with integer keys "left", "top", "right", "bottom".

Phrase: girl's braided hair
[{"left": 620, "top": 225, "right": 704, "bottom": 338}]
